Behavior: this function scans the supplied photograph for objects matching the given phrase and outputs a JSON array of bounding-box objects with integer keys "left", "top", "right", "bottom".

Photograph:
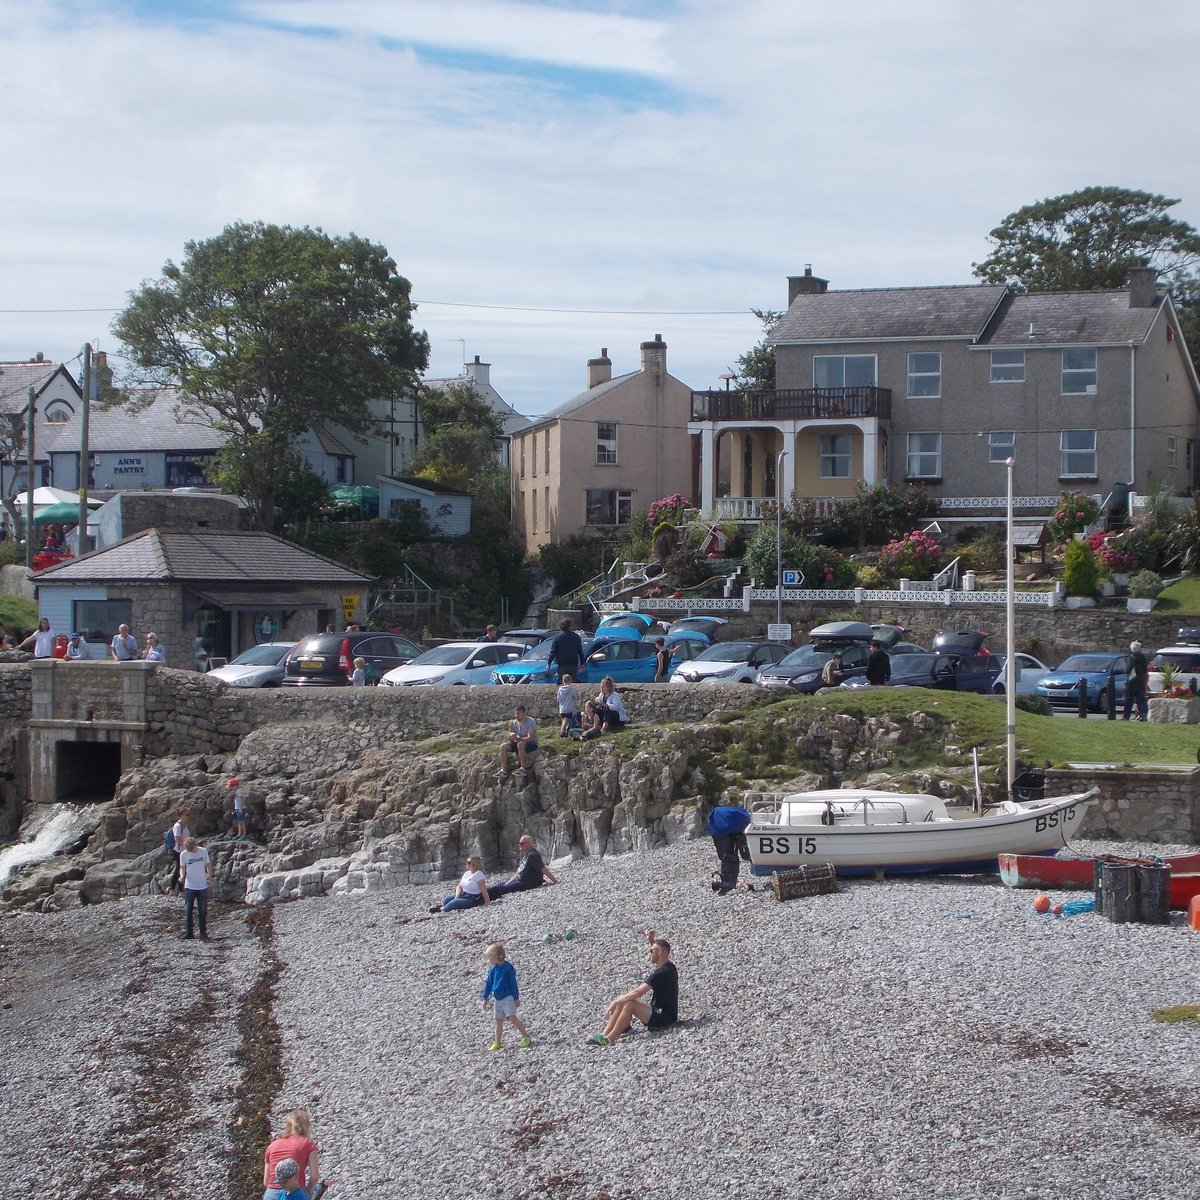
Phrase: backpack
[{"left": 163, "top": 826, "right": 175, "bottom": 852}]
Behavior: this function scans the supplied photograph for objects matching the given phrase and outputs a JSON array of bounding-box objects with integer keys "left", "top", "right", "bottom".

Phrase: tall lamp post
[
  {"left": 1005, "top": 457, "right": 1016, "bottom": 794},
  {"left": 775, "top": 448, "right": 789, "bottom": 626}
]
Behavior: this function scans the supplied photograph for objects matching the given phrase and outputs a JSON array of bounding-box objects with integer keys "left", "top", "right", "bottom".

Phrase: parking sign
[{"left": 781, "top": 568, "right": 804, "bottom": 587}]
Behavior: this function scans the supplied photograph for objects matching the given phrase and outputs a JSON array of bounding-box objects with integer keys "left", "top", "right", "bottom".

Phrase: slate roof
[
  {"left": 381, "top": 475, "right": 470, "bottom": 497},
  {"left": 313, "top": 425, "right": 355, "bottom": 456},
  {"left": 770, "top": 285, "right": 1009, "bottom": 344},
  {"left": 980, "top": 290, "right": 1163, "bottom": 346},
  {"left": 38, "top": 388, "right": 226, "bottom": 454},
  {"left": 33, "top": 529, "right": 373, "bottom": 585},
  {"left": 0, "top": 361, "right": 80, "bottom": 415},
  {"left": 524, "top": 371, "right": 640, "bottom": 430}
]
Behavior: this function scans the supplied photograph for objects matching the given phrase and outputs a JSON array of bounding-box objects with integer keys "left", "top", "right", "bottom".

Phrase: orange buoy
[{"left": 1032, "top": 894, "right": 1051, "bottom": 914}]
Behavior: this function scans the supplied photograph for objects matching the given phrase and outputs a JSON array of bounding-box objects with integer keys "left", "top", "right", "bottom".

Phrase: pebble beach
[{"left": 2, "top": 837, "right": 1197, "bottom": 1200}]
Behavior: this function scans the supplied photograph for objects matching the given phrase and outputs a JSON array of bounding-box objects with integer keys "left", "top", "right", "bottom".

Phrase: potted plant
[{"left": 1127, "top": 569, "right": 1163, "bottom": 613}]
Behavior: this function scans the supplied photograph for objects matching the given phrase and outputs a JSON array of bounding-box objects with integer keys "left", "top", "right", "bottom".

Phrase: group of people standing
[{"left": 9, "top": 617, "right": 164, "bottom": 662}]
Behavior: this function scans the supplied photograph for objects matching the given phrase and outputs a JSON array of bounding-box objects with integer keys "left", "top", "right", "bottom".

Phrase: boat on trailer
[
  {"left": 745, "top": 787, "right": 1099, "bottom": 877},
  {"left": 998, "top": 851, "right": 1200, "bottom": 910}
]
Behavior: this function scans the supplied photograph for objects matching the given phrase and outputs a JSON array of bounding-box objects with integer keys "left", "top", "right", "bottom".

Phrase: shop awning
[{"left": 188, "top": 588, "right": 335, "bottom": 611}]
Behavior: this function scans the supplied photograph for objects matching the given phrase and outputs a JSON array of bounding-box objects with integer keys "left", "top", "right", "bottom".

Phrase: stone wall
[
  {"left": 1051, "top": 765, "right": 1200, "bottom": 844},
  {"left": 0, "top": 662, "right": 31, "bottom": 836}
]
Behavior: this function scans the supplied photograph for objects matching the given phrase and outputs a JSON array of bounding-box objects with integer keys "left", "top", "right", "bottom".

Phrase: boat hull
[
  {"left": 746, "top": 791, "right": 1096, "bottom": 876},
  {"left": 998, "top": 851, "right": 1200, "bottom": 910}
]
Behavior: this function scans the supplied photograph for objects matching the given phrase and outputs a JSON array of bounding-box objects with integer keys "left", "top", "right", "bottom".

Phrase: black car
[
  {"left": 756, "top": 620, "right": 879, "bottom": 693},
  {"left": 841, "top": 651, "right": 1002, "bottom": 693},
  {"left": 282, "top": 631, "right": 423, "bottom": 687}
]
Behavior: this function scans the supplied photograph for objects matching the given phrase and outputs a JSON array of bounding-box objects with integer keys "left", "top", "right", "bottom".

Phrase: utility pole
[
  {"left": 25, "top": 386, "right": 35, "bottom": 570},
  {"left": 78, "top": 344, "right": 92, "bottom": 551}
]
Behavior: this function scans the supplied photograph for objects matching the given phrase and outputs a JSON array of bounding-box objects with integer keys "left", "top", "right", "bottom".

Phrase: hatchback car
[
  {"left": 671, "top": 640, "right": 790, "bottom": 684},
  {"left": 206, "top": 641, "right": 298, "bottom": 689},
  {"left": 991, "top": 653, "right": 1054, "bottom": 696},
  {"left": 842, "top": 651, "right": 1002, "bottom": 693},
  {"left": 499, "top": 628, "right": 552, "bottom": 651},
  {"left": 1034, "top": 652, "right": 1131, "bottom": 713},
  {"left": 666, "top": 615, "right": 729, "bottom": 641},
  {"left": 380, "top": 640, "right": 525, "bottom": 686},
  {"left": 580, "top": 635, "right": 663, "bottom": 685},
  {"left": 282, "top": 631, "right": 423, "bottom": 687},
  {"left": 1148, "top": 632, "right": 1200, "bottom": 695}
]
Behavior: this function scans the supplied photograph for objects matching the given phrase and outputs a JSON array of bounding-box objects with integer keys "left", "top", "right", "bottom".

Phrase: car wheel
[{"left": 993, "top": 682, "right": 1005, "bottom": 695}]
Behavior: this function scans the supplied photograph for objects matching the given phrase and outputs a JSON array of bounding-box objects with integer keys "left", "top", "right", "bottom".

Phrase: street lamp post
[
  {"left": 775, "top": 448, "right": 788, "bottom": 626},
  {"left": 1005, "top": 457, "right": 1016, "bottom": 794}
]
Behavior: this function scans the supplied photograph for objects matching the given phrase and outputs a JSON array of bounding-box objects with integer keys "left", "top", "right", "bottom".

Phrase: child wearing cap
[
  {"left": 264, "top": 1155, "right": 334, "bottom": 1200},
  {"left": 227, "top": 778, "right": 247, "bottom": 840}
]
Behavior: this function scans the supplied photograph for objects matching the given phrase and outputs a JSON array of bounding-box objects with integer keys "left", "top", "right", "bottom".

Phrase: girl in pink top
[{"left": 263, "top": 1109, "right": 321, "bottom": 1197}]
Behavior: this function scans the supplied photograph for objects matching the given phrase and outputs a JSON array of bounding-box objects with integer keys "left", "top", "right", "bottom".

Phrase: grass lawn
[
  {"left": 782, "top": 689, "right": 1199, "bottom": 771},
  {"left": 1150, "top": 574, "right": 1200, "bottom": 615}
]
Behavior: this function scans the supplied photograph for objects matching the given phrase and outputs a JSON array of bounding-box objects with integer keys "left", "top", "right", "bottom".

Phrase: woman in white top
[
  {"left": 142, "top": 632, "right": 165, "bottom": 662},
  {"left": 430, "top": 854, "right": 491, "bottom": 912},
  {"left": 19, "top": 617, "right": 56, "bottom": 658},
  {"left": 581, "top": 676, "right": 628, "bottom": 738}
]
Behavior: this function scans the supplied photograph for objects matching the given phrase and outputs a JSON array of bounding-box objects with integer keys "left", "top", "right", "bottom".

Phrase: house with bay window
[
  {"left": 688, "top": 266, "right": 1200, "bottom": 522},
  {"left": 511, "top": 336, "right": 693, "bottom": 553}
]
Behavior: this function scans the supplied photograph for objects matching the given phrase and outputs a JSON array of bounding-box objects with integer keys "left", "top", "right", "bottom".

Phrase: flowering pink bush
[
  {"left": 647, "top": 492, "right": 688, "bottom": 527},
  {"left": 1046, "top": 491, "right": 1099, "bottom": 546},
  {"left": 1086, "top": 530, "right": 1141, "bottom": 575},
  {"left": 878, "top": 530, "right": 943, "bottom": 581}
]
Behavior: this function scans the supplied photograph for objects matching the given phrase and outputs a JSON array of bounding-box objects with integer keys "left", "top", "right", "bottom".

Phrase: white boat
[{"left": 744, "top": 787, "right": 1099, "bottom": 877}]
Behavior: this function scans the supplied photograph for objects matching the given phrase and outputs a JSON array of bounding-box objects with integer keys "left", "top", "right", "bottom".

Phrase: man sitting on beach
[
  {"left": 589, "top": 930, "right": 677, "bottom": 1046},
  {"left": 489, "top": 834, "right": 560, "bottom": 898}
]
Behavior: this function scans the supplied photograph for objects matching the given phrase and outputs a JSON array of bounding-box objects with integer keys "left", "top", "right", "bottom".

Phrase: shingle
[
  {"left": 770, "top": 285, "right": 1009, "bottom": 343},
  {"left": 0, "top": 362, "right": 79, "bottom": 415},
  {"left": 981, "top": 291, "right": 1161, "bottom": 346},
  {"left": 33, "top": 529, "right": 373, "bottom": 584}
]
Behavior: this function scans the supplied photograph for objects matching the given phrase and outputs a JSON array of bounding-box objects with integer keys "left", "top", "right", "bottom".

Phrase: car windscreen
[
  {"left": 693, "top": 641, "right": 757, "bottom": 663},
  {"left": 229, "top": 644, "right": 292, "bottom": 666},
  {"left": 1056, "top": 655, "right": 1118, "bottom": 673},
  {"left": 776, "top": 645, "right": 828, "bottom": 669},
  {"left": 1151, "top": 652, "right": 1200, "bottom": 670},
  {"left": 408, "top": 645, "right": 478, "bottom": 667}
]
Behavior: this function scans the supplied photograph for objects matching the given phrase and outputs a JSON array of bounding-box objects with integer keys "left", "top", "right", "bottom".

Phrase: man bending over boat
[
  {"left": 707, "top": 804, "right": 751, "bottom": 895},
  {"left": 588, "top": 930, "right": 678, "bottom": 1046}
]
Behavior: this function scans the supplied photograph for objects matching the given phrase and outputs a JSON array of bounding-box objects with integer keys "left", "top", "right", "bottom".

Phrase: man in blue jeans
[{"left": 178, "top": 836, "right": 213, "bottom": 941}]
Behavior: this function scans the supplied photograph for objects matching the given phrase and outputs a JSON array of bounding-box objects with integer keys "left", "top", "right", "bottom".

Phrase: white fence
[{"left": 600, "top": 584, "right": 1058, "bottom": 615}]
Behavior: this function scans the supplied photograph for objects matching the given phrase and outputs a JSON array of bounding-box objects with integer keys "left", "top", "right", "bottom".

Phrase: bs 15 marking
[
  {"left": 754, "top": 835, "right": 817, "bottom": 856},
  {"left": 1033, "top": 807, "right": 1075, "bottom": 833}
]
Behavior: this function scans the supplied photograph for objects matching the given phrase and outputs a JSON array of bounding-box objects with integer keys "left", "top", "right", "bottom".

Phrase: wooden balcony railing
[{"left": 690, "top": 386, "right": 892, "bottom": 423}]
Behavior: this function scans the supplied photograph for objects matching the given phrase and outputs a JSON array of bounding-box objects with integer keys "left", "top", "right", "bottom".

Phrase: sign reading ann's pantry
[{"left": 111, "top": 456, "right": 146, "bottom": 475}]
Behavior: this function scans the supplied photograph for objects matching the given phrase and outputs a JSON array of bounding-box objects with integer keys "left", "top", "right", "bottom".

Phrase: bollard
[
  {"left": 1078, "top": 676, "right": 1089, "bottom": 719},
  {"left": 1105, "top": 669, "right": 1117, "bottom": 720}
]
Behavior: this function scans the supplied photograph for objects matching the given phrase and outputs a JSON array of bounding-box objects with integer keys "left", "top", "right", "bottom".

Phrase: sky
[{"left": 4, "top": 0, "right": 1200, "bottom": 416}]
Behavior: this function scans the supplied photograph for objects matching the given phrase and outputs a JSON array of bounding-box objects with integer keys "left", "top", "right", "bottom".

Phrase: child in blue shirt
[
  {"left": 556, "top": 674, "right": 579, "bottom": 736},
  {"left": 481, "top": 942, "right": 531, "bottom": 1051}
]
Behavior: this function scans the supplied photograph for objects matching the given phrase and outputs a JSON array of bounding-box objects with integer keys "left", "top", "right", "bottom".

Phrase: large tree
[
  {"left": 729, "top": 308, "right": 781, "bottom": 391},
  {"left": 112, "top": 221, "right": 429, "bottom": 527},
  {"left": 411, "top": 379, "right": 505, "bottom": 492},
  {"left": 972, "top": 186, "right": 1200, "bottom": 293}
]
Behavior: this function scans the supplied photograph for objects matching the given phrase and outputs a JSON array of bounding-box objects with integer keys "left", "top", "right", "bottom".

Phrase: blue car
[
  {"left": 1035, "top": 652, "right": 1131, "bottom": 713},
  {"left": 491, "top": 634, "right": 596, "bottom": 686}
]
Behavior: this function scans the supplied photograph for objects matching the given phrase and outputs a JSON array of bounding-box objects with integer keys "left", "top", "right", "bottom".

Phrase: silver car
[{"left": 206, "top": 641, "right": 298, "bottom": 688}]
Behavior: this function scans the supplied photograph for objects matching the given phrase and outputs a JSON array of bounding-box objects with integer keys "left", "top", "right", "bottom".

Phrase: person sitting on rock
[
  {"left": 488, "top": 834, "right": 560, "bottom": 898},
  {"left": 588, "top": 930, "right": 678, "bottom": 1046},
  {"left": 499, "top": 705, "right": 538, "bottom": 772},
  {"left": 581, "top": 676, "right": 627, "bottom": 739}
]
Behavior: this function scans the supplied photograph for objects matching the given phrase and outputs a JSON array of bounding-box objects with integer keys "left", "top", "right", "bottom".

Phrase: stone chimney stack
[
  {"left": 640, "top": 334, "right": 666, "bottom": 379},
  {"left": 788, "top": 265, "right": 829, "bottom": 305},
  {"left": 464, "top": 354, "right": 491, "bottom": 389},
  {"left": 1127, "top": 264, "right": 1158, "bottom": 308},
  {"left": 587, "top": 348, "right": 612, "bottom": 389}
]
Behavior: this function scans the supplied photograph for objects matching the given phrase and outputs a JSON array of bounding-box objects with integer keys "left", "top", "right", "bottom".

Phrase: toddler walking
[
  {"left": 557, "top": 674, "right": 579, "bottom": 736},
  {"left": 349, "top": 656, "right": 368, "bottom": 687},
  {"left": 481, "top": 942, "right": 531, "bottom": 1050}
]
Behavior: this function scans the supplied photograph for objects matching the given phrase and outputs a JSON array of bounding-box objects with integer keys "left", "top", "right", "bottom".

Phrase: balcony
[{"left": 690, "top": 386, "right": 891, "bottom": 423}]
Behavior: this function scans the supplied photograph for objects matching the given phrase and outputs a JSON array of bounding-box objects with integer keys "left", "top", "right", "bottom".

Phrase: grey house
[{"left": 688, "top": 266, "right": 1200, "bottom": 519}]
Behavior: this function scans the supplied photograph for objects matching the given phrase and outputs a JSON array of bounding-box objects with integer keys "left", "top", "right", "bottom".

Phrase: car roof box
[{"left": 809, "top": 620, "right": 873, "bottom": 642}]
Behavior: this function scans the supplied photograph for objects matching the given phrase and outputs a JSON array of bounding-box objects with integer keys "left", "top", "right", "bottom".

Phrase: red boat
[{"left": 998, "top": 852, "right": 1200, "bottom": 911}]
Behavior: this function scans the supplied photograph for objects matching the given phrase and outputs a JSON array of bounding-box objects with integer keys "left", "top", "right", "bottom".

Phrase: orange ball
[{"left": 1032, "top": 894, "right": 1051, "bottom": 913}]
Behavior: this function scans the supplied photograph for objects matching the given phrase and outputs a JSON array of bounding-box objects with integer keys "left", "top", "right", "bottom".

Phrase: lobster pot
[
  {"left": 1136, "top": 864, "right": 1171, "bottom": 926},
  {"left": 1098, "top": 863, "right": 1137, "bottom": 924},
  {"left": 771, "top": 863, "right": 839, "bottom": 902}
]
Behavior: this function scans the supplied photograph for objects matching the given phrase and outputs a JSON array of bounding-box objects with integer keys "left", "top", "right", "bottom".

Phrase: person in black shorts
[{"left": 588, "top": 930, "right": 677, "bottom": 1046}]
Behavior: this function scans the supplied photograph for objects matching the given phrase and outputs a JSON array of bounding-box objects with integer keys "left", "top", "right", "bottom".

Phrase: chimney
[
  {"left": 640, "top": 333, "right": 666, "bottom": 379},
  {"left": 587, "top": 347, "right": 612, "bottom": 388},
  {"left": 1127, "top": 264, "right": 1158, "bottom": 308},
  {"left": 465, "top": 354, "right": 491, "bottom": 389},
  {"left": 787, "top": 264, "right": 829, "bottom": 304}
]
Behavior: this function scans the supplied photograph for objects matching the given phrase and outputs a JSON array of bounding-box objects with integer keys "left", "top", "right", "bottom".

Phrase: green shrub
[
  {"left": 0, "top": 594, "right": 38, "bottom": 639},
  {"left": 537, "top": 534, "right": 607, "bottom": 596},
  {"left": 744, "top": 524, "right": 853, "bottom": 587},
  {"left": 855, "top": 563, "right": 888, "bottom": 588},
  {"left": 1062, "top": 538, "right": 1099, "bottom": 596},
  {"left": 1128, "top": 568, "right": 1163, "bottom": 599},
  {"left": 0, "top": 540, "right": 21, "bottom": 568}
]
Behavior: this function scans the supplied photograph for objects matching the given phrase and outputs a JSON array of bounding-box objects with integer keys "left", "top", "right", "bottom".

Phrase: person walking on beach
[
  {"left": 178, "top": 835, "right": 213, "bottom": 941},
  {"left": 227, "top": 777, "right": 248, "bottom": 839},
  {"left": 481, "top": 942, "right": 532, "bottom": 1050},
  {"left": 168, "top": 807, "right": 191, "bottom": 891},
  {"left": 263, "top": 1108, "right": 322, "bottom": 1198},
  {"left": 488, "top": 834, "right": 560, "bottom": 898},
  {"left": 1123, "top": 640, "right": 1150, "bottom": 721},
  {"left": 589, "top": 930, "right": 678, "bottom": 1046}
]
